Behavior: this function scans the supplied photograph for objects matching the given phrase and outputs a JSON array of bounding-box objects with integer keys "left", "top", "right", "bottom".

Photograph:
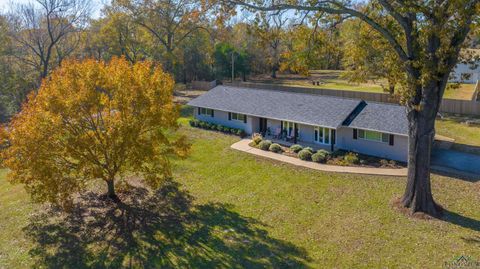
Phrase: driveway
[{"left": 431, "top": 148, "right": 480, "bottom": 175}]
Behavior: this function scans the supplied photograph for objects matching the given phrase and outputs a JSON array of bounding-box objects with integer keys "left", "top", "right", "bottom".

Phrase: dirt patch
[{"left": 391, "top": 197, "right": 444, "bottom": 220}]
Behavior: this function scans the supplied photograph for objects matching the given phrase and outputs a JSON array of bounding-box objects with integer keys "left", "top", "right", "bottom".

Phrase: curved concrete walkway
[{"left": 231, "top": 139, "right": 407, "bottom": 177}]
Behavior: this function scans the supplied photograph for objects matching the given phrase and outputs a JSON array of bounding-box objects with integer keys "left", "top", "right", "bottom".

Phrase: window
[
  {"left": 282, "top": 121, "right": 295, "bottom": 136},
  {"left": 358, "top": 129, "right": 389, "bottom": 143},
  {"left": 231, "top": 113, "right": 246, "bottom": 122},
  {"left": 199, "top": 107, "right": 213, "bottom": 117},
  {"left": 314, "top": 126, "right": 331, "bottom": 144}
]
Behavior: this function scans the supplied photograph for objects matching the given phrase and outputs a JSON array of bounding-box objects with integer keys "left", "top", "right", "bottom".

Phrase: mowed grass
[
  {"left": 0, "top": 170, "right": 37, "bottom": 268},
  {"left": 172, "top": 124, "right": 480, "bottom": 268},
  {"left": 248, "top": 70, "right": 477, "bottom": 99},
  {"left": 444, "top": 83, "right": 477, "bottom": 100},
  {"left": 0, "top": 121, "right": 479, "bottom": 268},
  {"left": 436, "top": 115, "right": 480, "bottom": 154}
]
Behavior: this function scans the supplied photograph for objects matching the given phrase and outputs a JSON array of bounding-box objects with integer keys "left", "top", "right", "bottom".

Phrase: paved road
[{"left": 431, "top": 148, "right": 480, "bottom": 175}]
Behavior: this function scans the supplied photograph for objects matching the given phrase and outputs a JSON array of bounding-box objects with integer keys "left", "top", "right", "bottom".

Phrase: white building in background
[{"left": 449, "top": 49, "right": 480, "bottom": 84}]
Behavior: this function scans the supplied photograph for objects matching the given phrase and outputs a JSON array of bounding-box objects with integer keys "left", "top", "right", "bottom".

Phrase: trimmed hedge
[
  {"left": 312, "top": 150, "right": 329, "bottom": 163},
  {"left": 259, "top": 140, "right": 272, "bottom": 151},
  {"left": 252, "top": 134, "right": 263, "bottom": 145},
  {"left": 269, "top": 143, "right": 283, "bottom": 153},
  {"left": 303, "top": 147, "right": 315, "bottom": 153},
  {"left": 189, "top": 119, "right": 246, "bottom": 137},
  {"left": 289, "top": 144, "right": 303, "bottom": 153},
  {"left": 298, "top": 149, "right": 313, "bottom": 161}
]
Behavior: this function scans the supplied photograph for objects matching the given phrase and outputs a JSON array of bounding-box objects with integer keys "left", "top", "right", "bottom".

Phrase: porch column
[{"left": 294, "top": 123, "right": 298, "bottom": 144}]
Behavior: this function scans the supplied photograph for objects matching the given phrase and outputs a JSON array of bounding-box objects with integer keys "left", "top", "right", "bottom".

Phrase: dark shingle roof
[
  {"left": 347, "top": 102, "right": 408, "bottom": 135},
  {"left": 188, "top": 85, "right": 408, "bottom": 135},
  {"left": 188, "top": 86, "right": 362, "bottom": 129}
]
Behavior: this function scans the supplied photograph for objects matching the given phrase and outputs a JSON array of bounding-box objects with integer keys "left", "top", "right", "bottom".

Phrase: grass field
[
  {"left": 248, "top": 70, "right": 477, "bottom": 100},
  {"left": 1, "top": 119, "right": 478, "bottom": 268},
  {"left": 436, "top": 114, "right": 480, "bottom": 154}
]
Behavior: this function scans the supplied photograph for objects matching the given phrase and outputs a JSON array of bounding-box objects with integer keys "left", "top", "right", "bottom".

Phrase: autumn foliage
[{"left": 1, "top": 57, "right": 189, "bottom": 205}]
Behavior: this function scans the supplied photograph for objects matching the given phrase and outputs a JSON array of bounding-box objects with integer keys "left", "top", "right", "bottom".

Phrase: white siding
[
  {"left": 194, "top": 107, "right": 254, "bottom": 134},
  {"left": 336, "top": 127, "right": 408, "bottom": 162}
]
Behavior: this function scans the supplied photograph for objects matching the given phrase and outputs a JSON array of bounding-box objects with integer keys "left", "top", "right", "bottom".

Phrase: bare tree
[
  {"left": 228, "top": 0, "right": 479, "bottom": 217},
  {"left": 8, "top": 0, "right": 92, "bottom": 81}
]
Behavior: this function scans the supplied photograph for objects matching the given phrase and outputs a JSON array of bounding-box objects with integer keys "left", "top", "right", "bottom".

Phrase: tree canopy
[{"left": 1, "top": 57, "right": 189, "bottom": 206}]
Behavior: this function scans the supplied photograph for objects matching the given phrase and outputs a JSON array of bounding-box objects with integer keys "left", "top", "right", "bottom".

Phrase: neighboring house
[
  {"left": 188, "top": 86, "right": 409, "bottom": 162},
  {"left": 449, "top": 49, "right": 480, "bottom": 84}
]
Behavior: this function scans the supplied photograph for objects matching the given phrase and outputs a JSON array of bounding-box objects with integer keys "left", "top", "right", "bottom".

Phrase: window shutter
[
  {"left": 211, "top": 110, "right": 214, "bottom": 117},
  {"left": 243, "top": 115, "right": 247, "bottom": 123},
  {"left": 353, "top": 129, "right": 357, "bottom": 139},
  {"left": 198, "top": 107, "right": 201, "bottom": 115},
  {"left": 228, "top": 112, "right": 231, "bottom": 120},
  {"left": 314, "top": 130, "right": 318, "bottom": 141},
  {"left": 389, "top": 134, "right": 394, "bottom": 146},
  {"left": 332, "top": 130, "right": 336, "bottom": 145},
  {"left": 280, "top": 121, "right": 283, "bottom": 131}
]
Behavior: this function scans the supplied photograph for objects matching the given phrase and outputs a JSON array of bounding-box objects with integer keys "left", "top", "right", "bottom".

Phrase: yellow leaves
[{"left": 2, "top": 57, "right": 189, "bottom": 205}]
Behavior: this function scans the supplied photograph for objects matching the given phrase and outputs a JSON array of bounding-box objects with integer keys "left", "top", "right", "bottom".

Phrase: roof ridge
[
  {"left": 220, "top": 85, "right": 364, "bottom": 102},
  {"left": 220, "top": 85, "right": 405, "bottom": 108}
]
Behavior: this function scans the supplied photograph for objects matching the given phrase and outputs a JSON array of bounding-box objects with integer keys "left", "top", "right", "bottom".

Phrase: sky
[{"left": 0, "top": 0, "right": 106, "bottom": 18}]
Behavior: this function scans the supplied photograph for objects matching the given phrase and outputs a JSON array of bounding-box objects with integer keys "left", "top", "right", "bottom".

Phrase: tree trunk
[
  {"left": 401, "top": 85, "right": 442, "bottom": 217},
  {"left": 271, "top": 68, "right": 277, "bottom": 79},
  {"left": 106, "top": 179, "right": 118, "bottom": 201}
]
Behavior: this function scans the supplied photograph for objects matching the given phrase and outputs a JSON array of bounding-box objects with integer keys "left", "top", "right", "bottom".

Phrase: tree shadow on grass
[
  {"left": 24, "top": 181, "right": 311, "bottom": 269},
  {"left": 442, "top": 209, "right": 480, "bottom": 233}
]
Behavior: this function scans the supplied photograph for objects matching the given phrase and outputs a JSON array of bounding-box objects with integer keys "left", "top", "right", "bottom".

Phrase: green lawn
[
  {"left": 0, "top": 122, "right": 479, "bottom": 268},
  {"left": 436, "top": 115, "right": 480, "bottom": 154},
  {"left": 248, "top": 70, "right": 477, "bottom": 99}
]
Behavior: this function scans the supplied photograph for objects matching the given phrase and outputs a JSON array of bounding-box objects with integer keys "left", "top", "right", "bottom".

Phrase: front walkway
[{"left": 231, "top": 139, "right": 407, "bottom": 177}]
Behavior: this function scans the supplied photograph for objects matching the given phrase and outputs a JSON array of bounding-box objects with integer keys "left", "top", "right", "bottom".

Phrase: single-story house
[{"left": 188, "top": 86, "right": 409, "bottom": 162}]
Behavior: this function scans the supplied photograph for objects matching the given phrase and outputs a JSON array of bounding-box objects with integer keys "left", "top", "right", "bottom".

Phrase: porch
[{"left": 263, "top": 135, "right": 333, "bottom": 152}]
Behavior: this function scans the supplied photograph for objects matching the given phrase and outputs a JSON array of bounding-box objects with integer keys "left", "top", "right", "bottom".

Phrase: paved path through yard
[{"left": 231, "top": 139, "right": 408, "bottom": 177}]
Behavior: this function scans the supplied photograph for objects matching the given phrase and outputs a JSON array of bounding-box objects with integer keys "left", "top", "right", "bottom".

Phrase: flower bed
[
  {"left": 189, "top": 119, "right": 246, "bottom": 137},
  {"left": 249, "top": 133, "right": 405, "bottom": 168}
]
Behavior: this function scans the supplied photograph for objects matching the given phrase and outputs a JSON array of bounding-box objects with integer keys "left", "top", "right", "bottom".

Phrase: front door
[{"left": 259, "top": 118, "right": 267, "bottom": 135}]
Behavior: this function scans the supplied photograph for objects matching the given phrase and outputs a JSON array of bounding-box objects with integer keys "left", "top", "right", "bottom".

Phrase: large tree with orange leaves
[{"left": 1, "top": 57, "right": 189, "bottom": 205}]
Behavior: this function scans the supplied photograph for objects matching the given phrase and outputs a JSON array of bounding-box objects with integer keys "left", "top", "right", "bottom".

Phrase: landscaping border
[{"left": 231, "top": 139, "right": 408, "bottom": 177}]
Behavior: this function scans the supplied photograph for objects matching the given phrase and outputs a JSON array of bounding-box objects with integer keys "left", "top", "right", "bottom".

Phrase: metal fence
[{"left": 229, "top": 81, "right": 480, "bottom": 116}]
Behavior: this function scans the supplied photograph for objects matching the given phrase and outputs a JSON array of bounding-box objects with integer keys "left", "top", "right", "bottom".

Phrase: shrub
[
  {"left": 303, "top": 147, "right": 315, "bottom": 153},
  {"left": 237, "top": 130, "right": 246, "bottom": 138},
  {"left": 269, "top": 143, "right": 283, "bottom": 153},
  {"left": 298, "top": 149, "right": 313, "bottom": 161},
  {"left": 379, "top": 159, "right": 389, "bottom": 166},
  {"left": 344, "top": 152, "right": 360, "bottom": 165},
  {"left": 216, "top": 125, "right": 223, "bottom": 131},
  {"left": 289, "top": 144, "right": 303, "bottom": 153},
  {"left": 258, "top": 140, "right": 272, "bottom": 151},
  {"left": 252, "top": 133, "right": 263, "bottom": 145},
  {"left": 312, "top": 150, "right": 329, "bottom": 163},
  {"left": 189, "top": 119, "right": 198, "bottom": 127}
]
